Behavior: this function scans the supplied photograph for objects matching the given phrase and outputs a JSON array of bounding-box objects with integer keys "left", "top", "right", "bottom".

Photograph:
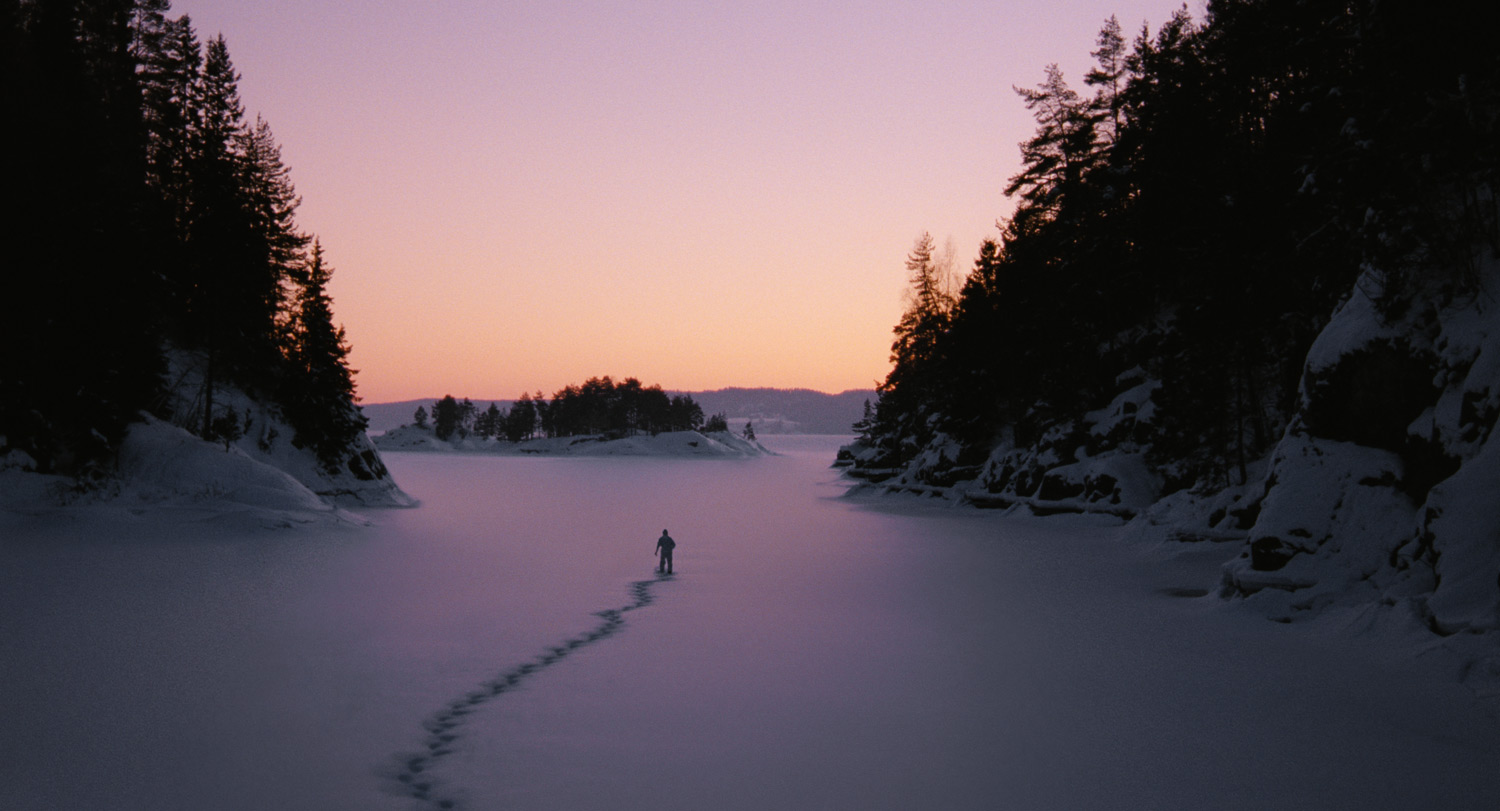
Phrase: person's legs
[{"left": 665, "top": 550, "right": 673, "bottom": 574}]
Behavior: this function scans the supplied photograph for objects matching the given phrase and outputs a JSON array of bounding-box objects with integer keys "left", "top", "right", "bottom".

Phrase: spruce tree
[
  {"left": 237, "top": 115, "right": 308, "bottom": 354},
  {"left": 282, "top": 240, "right": 366, "bottom": 471},
  {"left": 874, "top": 232, "right": 955, "bottom": 457},
  {"left": 457, "top": 398, "right": 476, "bottom": 438},
  {"left": 1085, "top": 16, "right": 1126, "bottom": 145},
  {"left": 432, "top": 395, "right": 460, "bottom": 441},
  {"left": 506, "top": 394, "right": 536, "bottom": 442}
]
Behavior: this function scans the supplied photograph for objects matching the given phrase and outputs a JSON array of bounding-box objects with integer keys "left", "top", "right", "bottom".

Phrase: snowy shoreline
[
  {"left": 4, "top": 441, "right": 1497, "bottom": 810},
  {"left": 1, "top": 413, "right": 415, "bottom": 531}
]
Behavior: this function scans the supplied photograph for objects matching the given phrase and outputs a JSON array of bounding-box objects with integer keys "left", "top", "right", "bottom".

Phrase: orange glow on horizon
[{"left": 170, "top": 0, "right": 1204, "bottom": 402}]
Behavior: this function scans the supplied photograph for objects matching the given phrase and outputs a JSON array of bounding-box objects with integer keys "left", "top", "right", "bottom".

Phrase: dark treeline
[
  {"left": 415, "top": 377, "right": 713, "bottom": 442},
  {"left": 2, "top": 0, "right": 366, "bottom": 474},
  {"left": 866, "top": 0, "right": 1499, "bottom": 490}
]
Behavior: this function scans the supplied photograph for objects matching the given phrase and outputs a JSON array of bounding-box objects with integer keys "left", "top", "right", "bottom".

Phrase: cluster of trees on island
[
  {"left": 411, "top": 377, "right": 748, "bottom": 442},
  {"left": 3, "top": 1, "right": 366, "bottom": 473},
  {"left": 863, "top": 0, "right": 1497, "bottom": 490}
]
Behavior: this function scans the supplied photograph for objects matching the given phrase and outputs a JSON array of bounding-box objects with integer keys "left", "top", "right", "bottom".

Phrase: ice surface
[{"left": 2, "top": 436, "right": 1497, "bottom": 810}]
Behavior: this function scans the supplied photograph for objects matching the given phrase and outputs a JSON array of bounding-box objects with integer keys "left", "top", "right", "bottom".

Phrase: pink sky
[{"left": 170, "top": 0, "right": 1201, "bottom": 402}]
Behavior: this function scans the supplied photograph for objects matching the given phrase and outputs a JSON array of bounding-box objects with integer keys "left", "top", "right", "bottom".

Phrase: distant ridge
[
  {"left": 360, "top": 388, "right": 874, "bottom": 435},
  {"left": 676, "top": 388, "right": 872, "bottom": 435}
]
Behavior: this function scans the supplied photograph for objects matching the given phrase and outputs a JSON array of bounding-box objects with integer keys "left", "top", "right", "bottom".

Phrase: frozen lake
[{"left": 3, "top": 436, "right": 1498, "bottom": 810}]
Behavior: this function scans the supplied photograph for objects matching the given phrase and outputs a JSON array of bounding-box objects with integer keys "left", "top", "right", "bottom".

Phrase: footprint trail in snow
[{"left": 385, "top": 572, "right": 674, "bottom": 809}]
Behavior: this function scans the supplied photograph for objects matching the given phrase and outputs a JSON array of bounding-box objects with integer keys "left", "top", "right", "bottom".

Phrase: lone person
[{"left": 655, "top": 529, "right": 676, "bottom": 574}]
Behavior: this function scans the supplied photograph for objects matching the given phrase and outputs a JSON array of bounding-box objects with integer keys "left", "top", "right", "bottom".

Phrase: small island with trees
[{"left": 375, "top": 376, "right": 768, "bottom": 457}]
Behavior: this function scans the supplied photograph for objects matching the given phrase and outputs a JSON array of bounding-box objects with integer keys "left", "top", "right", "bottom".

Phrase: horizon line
[{"left": 361, "top": 385, "right": 879, "bottom": 406}]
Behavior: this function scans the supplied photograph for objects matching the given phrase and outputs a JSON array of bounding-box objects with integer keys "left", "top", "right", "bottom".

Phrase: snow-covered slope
[
  {"left": 149, "top": 354, "right": 414, "bottom": 510},
  {"left": 841, "top": 261, "right": 1500, "bottom": 655},
  {"left": 1222, "top": 262, "right": 1500, "bottom": 637},
  {"left": 2, "top": 352, "right": 414, "bottom": 526},
  {"left": 839, "top": 368, "right": 1166, "bottom": 518},
  {"left": 2, "top": 417, "right": 365, "bottom": 529},
  {"left": 374, "top": 425, "right": 772, "bottom": 457}
]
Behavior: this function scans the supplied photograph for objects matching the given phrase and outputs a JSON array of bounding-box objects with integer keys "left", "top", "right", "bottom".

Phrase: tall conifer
[{"left": 282, "top": 240, "right": 366, "bottom": 470}]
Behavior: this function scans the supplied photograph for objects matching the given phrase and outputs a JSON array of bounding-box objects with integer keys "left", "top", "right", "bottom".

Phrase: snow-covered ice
[{"left": 2, "top": 436, "right": 1497, "bottom": 810}]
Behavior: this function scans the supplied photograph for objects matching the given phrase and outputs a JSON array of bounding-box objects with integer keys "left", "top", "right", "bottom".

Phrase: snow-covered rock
[
  {"left": 117, "top": 416, "right": 337, "bottom": 515},
  {"left": 2, "top": 350, "right": 415, "bottom": 526},
  {"left": 845, "top": 383, "right": 1167, "bottom": 517},
  {"left": 1223, "top": 260, "right": 1500, "bottom": 636},
  {"left": 152, "top": 351, "right": 413, "bottom": 509},
  {"left": 1, "top": 416, "right": 374, "bottom": 529}
]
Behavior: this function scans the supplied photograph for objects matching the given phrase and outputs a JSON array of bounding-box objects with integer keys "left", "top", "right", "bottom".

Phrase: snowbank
[
  {"left": 118, "top": 417, "right": 333, "bottom": 513},
  {"left": 1, "top": 417, "right": 360, "bottom": 529},
  {"left": 2, "top": 351, "right": 415, "bottom": 527},
  {"left": 1223, "top": 261, "right": 1500, "bottom": 641},
  {"left": 150, "top": 352, "right": 414, "bottom": 509},
  {"left": 842, "top": 369, "right": 1165, "bottom": 517},
  {"left": 374, "top": 425, "right": 773, "bottom": 458}
]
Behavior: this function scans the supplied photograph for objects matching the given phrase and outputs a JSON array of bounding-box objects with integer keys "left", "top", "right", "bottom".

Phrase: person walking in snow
[{"left": 655, "top": 529, "right": 676, "bottom": 574}]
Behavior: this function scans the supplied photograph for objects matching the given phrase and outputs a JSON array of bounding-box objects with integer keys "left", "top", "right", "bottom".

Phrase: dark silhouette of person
[{"left": 655, "top": 529, "right": 676, "bottom": 574}]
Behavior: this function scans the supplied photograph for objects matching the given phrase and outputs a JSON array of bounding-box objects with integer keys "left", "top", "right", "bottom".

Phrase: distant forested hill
[{"left": 675, "top": 388, "right": 873, "bottom": 434}]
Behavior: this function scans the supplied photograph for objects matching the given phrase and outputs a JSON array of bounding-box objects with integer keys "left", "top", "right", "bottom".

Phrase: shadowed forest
[
  {"left": 860, "top": 1, "right": 1497, "bottom": 492},
  {"left": 3, "top": 0, "right": 365, "bottom": 474}
]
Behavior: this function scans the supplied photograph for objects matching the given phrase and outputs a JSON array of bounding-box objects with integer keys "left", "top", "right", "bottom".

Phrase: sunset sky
[{"left": 170, "top": 0, "right": 1202, "bottom": 403}]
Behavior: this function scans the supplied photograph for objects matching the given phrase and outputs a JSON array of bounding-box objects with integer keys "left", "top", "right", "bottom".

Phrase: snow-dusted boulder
[
  {"left": 842, "top": 376, "right": 1169, "bottom": 516},
  {"left": 1224, "top": 262, "right": 1500, "bottom": 634},
  {"left": 1221, "top": 431, "right": 1415, "bottom": 609}
]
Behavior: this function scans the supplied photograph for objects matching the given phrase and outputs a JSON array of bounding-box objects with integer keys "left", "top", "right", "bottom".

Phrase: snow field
[{"left": 2, "top": 436, "right": 1496, "bottom": 810}]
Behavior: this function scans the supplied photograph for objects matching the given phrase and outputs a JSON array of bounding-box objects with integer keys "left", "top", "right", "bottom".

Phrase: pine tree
[
  {"left": 137, "top": 8, "right": 198, "bottom": 218},
  {"left": 281, "top": 240, "right": 366, "bottom": 471},
  {"left": 1085, "top": 16, "right": 1127, "bottom": 145},
  {"left": 874, "top": 232, "right": 956, "bottom": 456},
  {"left": 457, "top": 398, "right": 476, "bottom": 438},
  {"left": 182, "top": 33, "right": 254, "bottom": 434},
  {"left": 475, "top": 402, "right": 501, "bottom": 439},
  {"left": 1006, "top": 65, "right": 1099, "bottom": 222},
  {"left": 852, "top": 399, "right": 874, "bottom": 440},
  {"left": 668, "top": 395, "right": 704, "bottom": 432},
  {"left": 432, "top": 395, "right": 460, "bottom": 441},
  {"left": 888, "top": 232, "right": 953, "bottom": 387},
  {"left": 505, "top": 394, "right": 536, "bottom": 442},
  {"left": 237, "top": 115, "right": 308, "bottom": 352}
]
